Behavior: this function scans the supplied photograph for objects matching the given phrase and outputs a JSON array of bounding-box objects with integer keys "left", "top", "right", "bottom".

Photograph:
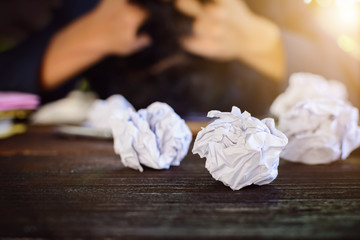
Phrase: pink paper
[{"left": 0, "top": 92, "right": 40, "bottom": 111}]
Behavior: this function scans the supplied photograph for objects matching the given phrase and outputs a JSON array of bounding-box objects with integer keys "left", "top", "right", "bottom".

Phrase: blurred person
[{"left": 0, "top": 0, "right": 359, "bottom": 116}]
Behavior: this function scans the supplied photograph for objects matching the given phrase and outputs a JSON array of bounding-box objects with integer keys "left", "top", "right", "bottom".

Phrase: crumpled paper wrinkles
[
  {"left": 111, "top": 102, "right": 192, "bottom": 172},
  {"left": 278, "top": 98, "right": 360, "bottom": 164},
  {"left": 87, "top": 94, "right": 134, "bottom": 129},
  {"left": 270, "top": 72, "right": 347, "bottom": 117},
  {"left": 193, "top": 106, "right": 288, "bottom": 190}
]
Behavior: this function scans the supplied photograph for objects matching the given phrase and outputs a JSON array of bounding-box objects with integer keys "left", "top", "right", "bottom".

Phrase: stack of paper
[{"left": 0, "top": 92, "right": 39, "bottom": 138}]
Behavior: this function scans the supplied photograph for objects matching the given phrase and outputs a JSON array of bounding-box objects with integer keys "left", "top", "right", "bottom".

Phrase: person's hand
[
  {"left": 89, "top": 0, "right": 151, "bottom": 55},
  {"left": 175, "top": 0, "right": 284, "bottom": 81},
  {"left": 41, "top": 0, "right": 151, "bottom": 90},
  {"left": 175, "top": 0, "right": 254, "bottom": 60}
]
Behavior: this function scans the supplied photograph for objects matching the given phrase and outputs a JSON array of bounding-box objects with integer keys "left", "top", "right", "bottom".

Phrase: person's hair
[{"left": 88, "top": 0, "right": 279, "bottom": 116}]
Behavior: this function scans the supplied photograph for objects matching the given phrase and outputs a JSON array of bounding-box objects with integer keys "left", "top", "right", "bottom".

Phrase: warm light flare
[
  {"left": 335, "top": 0, "right": 360, "bottom": 8},
  {"left": 308, "top": 0, "right": 359, "bottom": 59},
  {"left": 312, "top": 0, "right": 360, "bottom": 7},
  {"left": 338, "top": 35, "right": 358, "bottom": 57},
  {"left": 316, "top": 0, "right": 333, "bottom": 8},
  {"left": 335, "top": 2, "right": 359, "bottom": 27}
]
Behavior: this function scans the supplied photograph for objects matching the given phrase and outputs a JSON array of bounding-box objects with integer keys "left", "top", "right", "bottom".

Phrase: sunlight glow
[
  {"left": 316, "top": 0, "right": 333, "bottom": 8},
  {"left": 311, "top": 0, "right": 359, "bottom": 58},
  {"left": 338, "top": 35, "right": 358, "bottom": 56}
]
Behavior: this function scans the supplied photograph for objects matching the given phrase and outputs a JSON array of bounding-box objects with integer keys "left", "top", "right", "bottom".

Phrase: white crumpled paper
[
  {"left": 110, "top": 102, "right": 192, "bottom": 172},
  {"left": 87, "top": 94, "right": 134, "bottom": 129},
  {"left": 278, "top": 98, "right": 360, "bottom": 164},
  {"left": 270, "top": 72, "right": 348, "bottom": 117},
  {"left": 32, "top": 90, "right": 96, "bottom": 124},
  {"left": 192, "top": 106, "right": 288, "bottom": 190}
]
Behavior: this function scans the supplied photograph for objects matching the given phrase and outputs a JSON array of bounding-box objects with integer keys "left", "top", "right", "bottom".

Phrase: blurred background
[
  {"left": 0, "top": 0, "right": 359, "bottom": 137},
  {"left": 0, "top": 0, "right": 60, "bottom": 52},
  {"left": 0, "top": 0, "right": 358, "bottom": 58},
  {"left": 305, "top": 0, "right": 360, "bottom": 60}
]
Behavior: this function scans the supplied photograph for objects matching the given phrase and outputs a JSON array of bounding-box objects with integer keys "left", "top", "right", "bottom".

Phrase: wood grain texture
[{"left": 0, "top": 126, "right": 359, "bottom": 239}]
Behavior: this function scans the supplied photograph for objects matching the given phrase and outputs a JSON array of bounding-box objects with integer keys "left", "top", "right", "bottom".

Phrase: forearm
[
  {"left": 40, "top": 10, "right": 107, "bottom": 90},
  {"left": 235, "top": 15, "right": 285, "bottom": 83},
  {"left": 40, "top": 0, "right": 150, "bottom": 91},
  {"left": 175, "top": 0, "right": 285, "bottom": 83}
]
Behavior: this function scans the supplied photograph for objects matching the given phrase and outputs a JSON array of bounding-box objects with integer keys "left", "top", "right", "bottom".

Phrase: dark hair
[{"left": 87, "top": 0, "right": 280, "bottom": 117}]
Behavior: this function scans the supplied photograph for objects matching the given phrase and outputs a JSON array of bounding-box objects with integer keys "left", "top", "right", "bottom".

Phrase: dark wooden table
[{"left": 0, "top": 126, "right": 360, "bottom": 239}]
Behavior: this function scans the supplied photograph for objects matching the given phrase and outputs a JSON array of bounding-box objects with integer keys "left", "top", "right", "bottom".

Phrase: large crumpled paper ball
[
  {"left": 87, "top": 94, "right": 134, "bottom": 129},
  {"left": 278, "top": 98, "right": 360, "bottom": 164},
  {"left": 192, "top": 106, "right": 288, "bottom": 190},
  {"left": 110, "top": 102, "right": 192, "bottom": 172},
  {"left": 270, "top": 72, "right": 347, "bottom": 117}
]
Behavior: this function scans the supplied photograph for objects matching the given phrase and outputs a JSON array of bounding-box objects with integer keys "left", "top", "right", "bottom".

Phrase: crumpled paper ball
[
  {"left": 32, "top": 90, "right": 96, "bottom": 124},
  {"left": 278, "top": 98, "right": 360, "bottom": 164},
  {"left": 87, "top": 94, "right": 134, "bottom": 129},
  {"left": 110, "top": 102, "right": 192, "bottom": 172},
  {"left": 192, "top": 106, "right": 288, "bottom": 190},
  {"left": 270, "top": 72, "right": 348, "bottom": 117}
]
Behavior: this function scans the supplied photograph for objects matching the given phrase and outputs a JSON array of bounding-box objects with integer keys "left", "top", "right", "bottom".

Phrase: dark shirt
[{"left": 0, "top": 0, "right": 358, "bottom": 116}]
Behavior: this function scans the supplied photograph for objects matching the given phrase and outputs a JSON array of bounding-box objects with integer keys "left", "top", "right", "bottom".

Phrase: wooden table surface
[{"left": 0, "top": 126, "right": 359, "bottom": 239}]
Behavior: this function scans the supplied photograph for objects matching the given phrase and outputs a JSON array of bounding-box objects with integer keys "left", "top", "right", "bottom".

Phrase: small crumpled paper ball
[
  {"left": 270, "top": 72, "right": 347, "bottom": 117},
  {"left": 110, "top": 102, "right": 192, "bottom": 172},
  {"left": 278, "top": 98, "right": 360, "bottom": 164},
  {"left": 32, "top": 90, "right": 96, "bottom": 125},
  {"left": 192, "top": 106, "right": 288, "bottom": 190},
  {"left": 87, "top": 94, "right": 134, "bottom": 129}
]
